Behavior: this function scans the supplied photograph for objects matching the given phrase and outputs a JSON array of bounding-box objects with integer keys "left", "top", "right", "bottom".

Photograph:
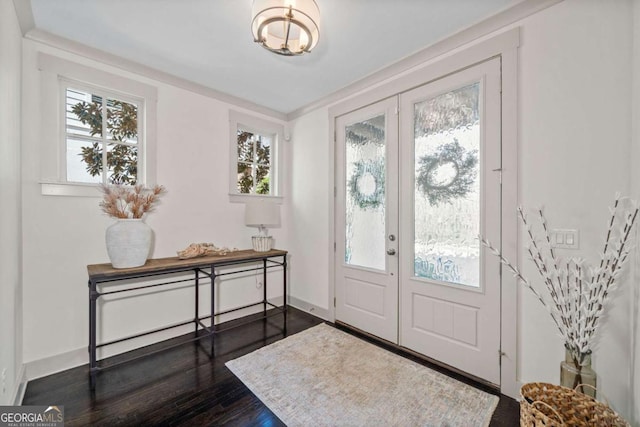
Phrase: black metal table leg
[
  {"left": 283, "top": 254, "right": 287, "bottom": 334},
  {"left": 210, "top": 266, "right": 216, "bottom": 357},
  {"left": 263, "top": 259, "right": 267, "bottom": 315},
  {"left": 194, "top": 268, "right": 199, "bottom": 338},
  {"left": 88, "top": 279, "right": 98, "bottom": 390}
]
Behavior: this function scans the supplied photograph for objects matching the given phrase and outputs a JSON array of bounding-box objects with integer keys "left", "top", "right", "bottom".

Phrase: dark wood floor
[{"left": 23, "top": 307, "right": 519, "bottom": 426}]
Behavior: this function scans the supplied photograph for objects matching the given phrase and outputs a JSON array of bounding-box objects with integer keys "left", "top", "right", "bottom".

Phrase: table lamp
[{"left": 244, "top": 200, "right": 281, "bottom": 252}]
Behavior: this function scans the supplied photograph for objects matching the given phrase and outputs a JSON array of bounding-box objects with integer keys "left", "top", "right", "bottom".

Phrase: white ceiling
[{"left": 29, "top": 0, "right": 523, "bottom": 114}]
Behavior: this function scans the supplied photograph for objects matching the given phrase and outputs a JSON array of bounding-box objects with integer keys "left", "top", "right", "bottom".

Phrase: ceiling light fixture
[{"left": 251, "top": 0, "right": 320, "bottom": 56}]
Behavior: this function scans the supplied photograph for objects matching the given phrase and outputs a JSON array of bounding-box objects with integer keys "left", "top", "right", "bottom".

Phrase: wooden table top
[{"left": 87, "top": 249, "right": 287, "bottom": 280}]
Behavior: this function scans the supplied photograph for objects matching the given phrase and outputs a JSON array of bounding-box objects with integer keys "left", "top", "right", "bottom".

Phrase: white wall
[
  {"left": 288, "top": 108, "right": 330, "bottom": 312},
  {"left": 518, "top": 0, "right": 632, "bottom": 417},
  {"left": 20, "top": 38, "right": 289, "bottom": 375},
  {"left": 289, "top": 0, "right": 636, "bottom": 419},
  {"left": 0, "top": 0, "right": 23, "bottom": 405},
  {"left": 632, "top": 0, "right": 640, "bottom": 424}
]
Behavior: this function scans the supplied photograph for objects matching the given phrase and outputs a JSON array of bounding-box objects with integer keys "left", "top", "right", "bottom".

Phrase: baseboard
[
  {"left": 11, "top": 364, "right": 27, "bottom": 405},
  {"left": 515, "top": 380, "right": 524, "bottom": 401},
  {"left": 25, "top": 347, "right": 88, "bottom": 382},
  {"left": 288, "top": 296, "right": 330, "bottom": 320}
]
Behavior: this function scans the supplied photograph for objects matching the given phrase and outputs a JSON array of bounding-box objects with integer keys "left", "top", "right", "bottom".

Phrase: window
[
  {"left": 236, "top": 128, "right": 273, "bottom": 195},
  {"left": 64, "top": 83, "right": 142, "bottom": 185},
  {"left": 38, "top": 53, "right": 157, "bottom": 197},
  {"left": 229, "top": 111, "right": 284, "bottom": 201}
]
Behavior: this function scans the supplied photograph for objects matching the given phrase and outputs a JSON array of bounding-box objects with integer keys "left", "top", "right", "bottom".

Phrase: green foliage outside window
[
  {"left": 237, "top": 130, "right": 271, "bottom": 195},
  {"left": 71, "top": 97, "right": 138, "bottom": 185}
]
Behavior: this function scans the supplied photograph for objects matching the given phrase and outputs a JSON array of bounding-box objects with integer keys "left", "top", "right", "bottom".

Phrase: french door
[
  {"left": 399, "top": 59, "right": 501, "bottom": 385},
  {"left": 335, "top": 98, "right": 399, "bottom": 343},
  {"left": 335, "top": 58, "right": 502, "bottom": 385}
]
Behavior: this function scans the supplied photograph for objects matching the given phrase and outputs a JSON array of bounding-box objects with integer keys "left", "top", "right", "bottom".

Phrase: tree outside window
[
  {"left": 65, "top": 87, "right": 140, "bottom": 185},
  {"left": 236, "top": 129, "right": 272, "bottom": 195}
]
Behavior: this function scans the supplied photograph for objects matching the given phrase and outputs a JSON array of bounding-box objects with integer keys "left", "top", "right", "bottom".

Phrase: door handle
[{"left": 386, "top": 248, "right": 396, "bottom": 255}]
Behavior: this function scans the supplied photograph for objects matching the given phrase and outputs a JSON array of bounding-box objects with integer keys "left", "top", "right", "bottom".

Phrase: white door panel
[
  {"left": 335, "top": 97, "right": 399, "bottom": 343},
  {"left": 399, "top": 58, "right": 501, "bottom": 385}
]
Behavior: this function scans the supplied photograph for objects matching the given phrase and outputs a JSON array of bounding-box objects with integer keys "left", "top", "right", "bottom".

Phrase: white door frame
[{"left": 328, "top": 28, "right": 520, "bottom": 398}]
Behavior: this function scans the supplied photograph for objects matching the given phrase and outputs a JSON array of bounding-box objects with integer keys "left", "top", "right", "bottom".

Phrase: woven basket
[{"left": 520, "top": 382, "right": 629, "bottom": 427}]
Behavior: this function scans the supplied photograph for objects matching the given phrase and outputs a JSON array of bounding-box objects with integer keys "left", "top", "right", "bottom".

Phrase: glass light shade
[{"left": 251, "top": 0, "right": 320, "bottom": 56}]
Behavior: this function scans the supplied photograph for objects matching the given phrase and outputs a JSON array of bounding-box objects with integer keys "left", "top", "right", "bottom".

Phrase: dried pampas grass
[{"left": 99, "top": 184, "right": 166, "bottom": 219}]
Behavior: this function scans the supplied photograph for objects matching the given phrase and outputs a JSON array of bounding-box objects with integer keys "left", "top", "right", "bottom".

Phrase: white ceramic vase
[{"left": 105, "top": 218, "right": 152, "bottom": 268}]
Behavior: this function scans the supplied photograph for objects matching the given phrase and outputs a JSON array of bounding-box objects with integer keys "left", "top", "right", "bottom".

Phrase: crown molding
[
  {"left": 24, "top": 28, "right": 288, "bottom": 121},
  {"left": 286, "top": 0, "right": 563, "bottom": 120},
  {"left": 12, "top": 0, "right": 35, "bottom": 36},
  {"left": 18, "top": 0, "right": 562, "bottom": 121}
]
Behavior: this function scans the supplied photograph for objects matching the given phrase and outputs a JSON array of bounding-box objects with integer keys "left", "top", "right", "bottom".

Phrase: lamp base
[{"left": 252, "top": 236, "right": 273, "bottom": 252}]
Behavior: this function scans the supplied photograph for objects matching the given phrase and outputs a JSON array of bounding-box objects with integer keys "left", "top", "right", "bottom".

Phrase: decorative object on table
[
  {"left": 520, "top": 382, "right": 629, "bottom": 426},
  {"left": 245, "top": 199, "right": 281, "bottom": 252},
  {"left": 348, "top": 159, "right": 385, "bottom": 210},
  {"left": 176, "top": 243, "right": 239, "bottom": 259},
  {"left": 416, "top": 139, "right": 478, "bottom": 206},
  {"left": 482, "top": 195, "right": 638, "bottom": 398},
  {"left": 251, "top": 0, "right": 320, "bottom": 56},
  {"left": 100, "top": 184, "right": 166, "bottom": 269}
]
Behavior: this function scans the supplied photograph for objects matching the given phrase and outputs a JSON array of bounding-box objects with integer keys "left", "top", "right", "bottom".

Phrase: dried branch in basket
[{"left": 99, "top": 184, "right": 166, "bottom": 219}]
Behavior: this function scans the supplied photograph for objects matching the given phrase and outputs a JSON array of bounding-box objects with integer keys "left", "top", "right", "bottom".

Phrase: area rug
[{"left": 226, "top": 323, "right": 498, "bottom": 426}]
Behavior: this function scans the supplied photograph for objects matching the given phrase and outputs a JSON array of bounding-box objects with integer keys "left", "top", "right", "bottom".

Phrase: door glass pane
[
  {"left": 345, "top": 114, "right": 386, "bottom": 270},
  {"left": 413, "top": 83, "right": 481, "bottom": 287}
]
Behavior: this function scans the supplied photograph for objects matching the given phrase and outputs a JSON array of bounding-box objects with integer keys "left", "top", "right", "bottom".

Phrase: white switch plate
[{"left": 551, "top": 229, "right": 579, "bottom": 249}]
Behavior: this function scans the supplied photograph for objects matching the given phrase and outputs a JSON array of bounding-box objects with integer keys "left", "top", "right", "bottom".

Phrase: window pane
[
  {"left": 413, "top": 82, "right": 480, "bottom": 287},
  {"left": 66, "top": 88, "right": 102, "bottom": 138},
  {"left": 107, "top": 143, "right": 138, "bottom": 185},
  {"left": 237, "top": 128, "right": 273, "bottom": 166},
  {"left": 237, "top": 162, "right": 253, "bottom": 194},
  {"left": 344, "top": 114, "right": 386, "bottom": 271},
  {"left": 255, "top": 165, "right": 270, "bottom": 195},
  {"left": 66, "top": 139, "right": 102, "bottom": 183},
  {"left": 255, "top": 135, "right": 271, "bottom": 166},
  {"left": 107, "top": 99, "right": 138, "bottom": 144},
  {"left": 237, "top": 130, "right": 255, "bottom": 163}
]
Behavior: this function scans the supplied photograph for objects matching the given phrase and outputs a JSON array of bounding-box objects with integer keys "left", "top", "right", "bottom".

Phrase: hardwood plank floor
[{"left": 23, "top": 307, "right": 519, "bottom": 426}]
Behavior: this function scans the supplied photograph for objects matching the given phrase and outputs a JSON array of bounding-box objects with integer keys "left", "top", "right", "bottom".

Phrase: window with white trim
[
  {"left": 64, "top": 82, "right": 143, "bottom": 185},
  {"left": 229, "top": 111, "right": 284, "bottom": 201},
  {"left": 37, "top": 53, "right": 157, "bottom": 197}
]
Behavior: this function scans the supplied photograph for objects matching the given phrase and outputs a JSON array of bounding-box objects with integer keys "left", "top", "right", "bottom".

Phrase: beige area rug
[{"left": 226, "top": 323, "right": 498, "bottom": 426}]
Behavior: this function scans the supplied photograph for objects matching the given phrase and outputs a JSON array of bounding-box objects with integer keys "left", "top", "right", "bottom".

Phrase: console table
[{"left": 87, "top": 249, "right": 287, "bottom": 389}]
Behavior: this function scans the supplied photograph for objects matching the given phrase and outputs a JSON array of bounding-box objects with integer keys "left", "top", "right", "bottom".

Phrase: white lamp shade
[
  {"left": 251, "top": 0, "right": 320, "bottom": 55},
  {"left": 245, "top": 200, "right": 281, "bottom": 228}
]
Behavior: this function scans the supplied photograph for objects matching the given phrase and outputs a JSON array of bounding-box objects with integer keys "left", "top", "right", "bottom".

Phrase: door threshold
[{"left": 335, "top": 320, "right": 500, "bottom": 395}]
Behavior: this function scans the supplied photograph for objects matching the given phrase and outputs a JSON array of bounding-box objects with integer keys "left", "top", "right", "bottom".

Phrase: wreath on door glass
[
  {"left": 348, "top": 159, "right": 385, "bottom": 210},
  {"left": 416, "top": 139, "right": 478, "bottom": 206}
]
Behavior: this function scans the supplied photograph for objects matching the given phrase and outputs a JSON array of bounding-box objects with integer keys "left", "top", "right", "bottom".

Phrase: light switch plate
[{"left": 550, "top": 229, "right": 579, "bottom": 249}]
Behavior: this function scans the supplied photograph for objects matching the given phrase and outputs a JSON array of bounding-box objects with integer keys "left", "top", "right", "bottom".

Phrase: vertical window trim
[{"left": 229, "top": 110, "right": 284, "bottom": 203}]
